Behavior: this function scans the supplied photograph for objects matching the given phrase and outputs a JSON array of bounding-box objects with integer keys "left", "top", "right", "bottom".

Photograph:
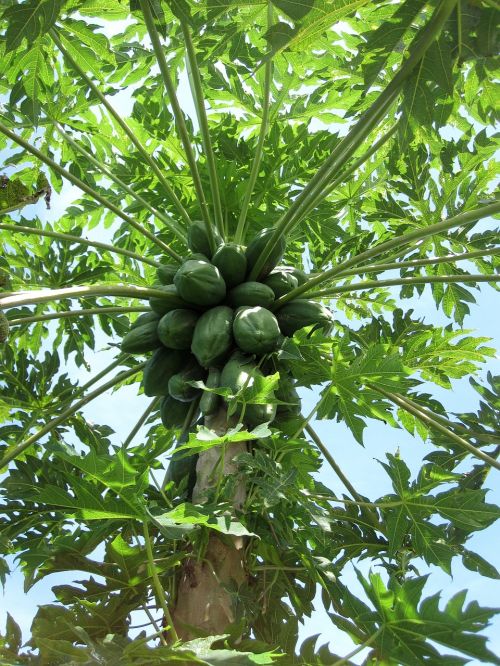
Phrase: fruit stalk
[
  {"left": 139, "top": 0, "right": 215, "bottom": 245},
  {"left": 248, "top": 0, "right": 459, "bottom": 282},
  {"left": 274, "top": 201, "right": 500, "bottom": 307},
  {"left": 235, "top": 1, "right": 274, "bottom": 244},
  {"left": 307, "top": 273, "right": 500, "bottom": 297},
  {"left": 0, "top": 222, "right": 162, "bottom": 268},
  {"left": 0, "top": 285, "right": 184, "bottom": 310}
]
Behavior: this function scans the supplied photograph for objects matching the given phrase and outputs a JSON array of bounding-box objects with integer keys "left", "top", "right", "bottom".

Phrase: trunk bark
[{"left": 170, "top": 407, "right": 249, "bottom": 640}]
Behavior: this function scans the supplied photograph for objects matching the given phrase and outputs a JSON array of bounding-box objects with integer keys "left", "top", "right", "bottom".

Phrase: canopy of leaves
[{"left": 0, "top": 0, "right": 499, "bottom": 663}]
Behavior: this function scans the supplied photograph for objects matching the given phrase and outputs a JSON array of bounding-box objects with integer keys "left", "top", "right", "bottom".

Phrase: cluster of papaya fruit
[{"left": 121, "top": 222, "right": 333, "bottom": 430}]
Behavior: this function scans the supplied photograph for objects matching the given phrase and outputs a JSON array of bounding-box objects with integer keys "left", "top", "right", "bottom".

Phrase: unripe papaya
[
  {"left": 149, "top": 284, "right": 186, "bottom": 316},
  {"left": 187, "top": 220, "right": 223, "bottom": 259},
  {"left": 212, "top": 243, "right": 247, "bottom": 288},
  {"left": 219, "top": 351, "right": 256, "bottom": 393},
  {"left": 275, "top": 265, "right": 308, "bottom": 286},
  {"left": 245, "top": 402, "right": 277, "bottom": 428},
  {"left": 275, "top": 299, "right": 333, "bottom": 337},
  {"left": 121, "top": 320, "right": 161, "bottom": 354},
  {"left": 233, "top": 306, "right": 281, "bottom": 354},
  {"left": 143, "top": 347, "right": 185, "bottom": 396},
  {"left": 130, "top": 311, "right": 160, "bottom": 330},
  {"left": 219, "top": 354, "right": 276, "bottom": 427},
  {"left": 174, "top": 259, "right": 226, "bottom": 307},
  {"left": 199, "top": 367, "right": 221, "bottom": 416},
  {"left": 246, "top": 227, "right": 286, "bottom": 279},
  {"left": 276, "top": 376, "right": 301, "bottom": 414},
  {"left": 191, "top": 305, "right": 233, "bottom": 368},
  {"left": 227, "top": 282, "right": 274, "bottom": 309},
  {"left": 160, "top": 395, "right": 194, "bottom": 429},
  {"left": 168, "top": 361, "right": 205, "bottom": 402},
  {"left": 263, "top": 270, "right": 298, "bottom": 298},
  {"left": 156, "top": 264, "right": 178, "bottom": 285},
  {"left": 157, "top": 309, "right": 198, "bottom": 350}
]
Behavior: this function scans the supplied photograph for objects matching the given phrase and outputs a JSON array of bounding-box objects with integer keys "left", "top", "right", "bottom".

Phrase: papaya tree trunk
[{"left": 170, "top": 407, "right": 249, "bottom": 640}]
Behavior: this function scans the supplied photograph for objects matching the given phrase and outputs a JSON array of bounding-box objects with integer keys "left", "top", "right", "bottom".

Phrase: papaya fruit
[
  {"left": 263, "top": 270, "right": 298, "bottom": 298},
  {"left": 184, "top": 252, "right": 209, "bottom": 262},
  {"left": 130, "top": 311, "right": 160, "bottom": 330},
  {"left": 233, "top": 306, "right": 281, "bottom": 354},
  {"left": 191, "top": 305, "right": 233, "bottom": 368},
  {"left": 212, "top": 243, "right": 247, "bottom": 288},
  {"left": 276, "top": 265, "right": 308, "bottom": 286},
  {"left": 168, "top": 361, "right": 205, "bottom": 402},
  {"left": 275, "top": 299, "right": 333, "bottom": 337},
  {"left": 227, "top": 281, "right": 274, "bottom": 309},
  {"left": 245, "top": 227, "right": 286, "bottom": 279},
  {"left": 187, "top": 220, "right": 223, "bottom": 259},
  {"left": 245, "top": 402, "right": 277, "bottom": 428},
  {"left": 174, "top": 259, "right": 226, "bottom": 307},
  {"left": 163, "top": 428, "right": 198, "bottom": 495},
  {"left": 160, "top": 395, "right": 194, "bottom": 429},
  {"left": 219, "top": 353, "right": 276, "bottom": 427},
  {"left": 142, "top": 347, "right": 185, "bottom": 396},
  {"left": 199, "top": 367, "right": 221, "bottom": 416},
  {"left": 219, "top": 351, "right": 256, "bottom": 393},
  {"left": 156, "top": 263, "right": 178, "bottom": 285},
  {"left": 121, "top": 320, "right": 161, "bottom": 354},
  {"left": 149, "top": 284, "right": 186, "bottom": 316},
  {"left": 276, "top": 376, "right": 301, "bottom": 414},
  {"left": 157, "top": 309, "right": 198, "bottom": 350}
]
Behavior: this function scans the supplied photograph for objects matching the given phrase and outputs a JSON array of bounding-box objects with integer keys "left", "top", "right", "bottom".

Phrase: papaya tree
[{"left": 0, "top": 0, "right": 499, "bottom": 663}]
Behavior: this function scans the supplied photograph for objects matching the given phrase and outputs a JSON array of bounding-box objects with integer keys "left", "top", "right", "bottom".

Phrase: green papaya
[
  {"left": 156, "top": 263, "right": 178, "bottom": 285},
  {"left": 227, "top": 282, "right": 274, "bottom": 309},
  {"left": 263, "top": 270, "right": 298, "bottom": 298},
  {"left": 184, "top": 252, "right": 209, "bottom": 262},
  {"left": 191, "top": 305, "right": 233, "bottom": 368},
  {"left": 157, "top": 309, "right": 198, "bottom": 350},
  {"left": 275, "top": 299, "right": 333, "bottom": 337},
  {"left": 199, "top": 367, "right": 221, "bottom": 416},
  {"left": 212, "top": 243, "right": 247, "bottom": 288},
  {"left": 168, "top": 361, "right": 205, "bottom": 402},
  {"left": 142, "top": 347, "right": 185, "bottom": 396},
  {"left": 276, "top": 377, "right": 301, "bottom": 414},
  {"left": 245, "top": 402, "right": 277, "bottom": 428},
  {"left": 130, "top": 311, "right": 160, "bottom": 330},
  {"left": 276, "top": 265, "right": 308, "bottom": 286},
  {"left": 174, "top": 259, "right": 226, "bottom": 307},
  {"left": 233, "top": 306, "right": 281, "bottom": 354},
  {"left": 121, "top": 320, "right": 161, "bottom": 354},
  {"left": 160, "top": 395, "right": 194, "bottom": 429},
  {"left": 187, "top": 220, "right": 223, "bottom": 258},
  {"left": 163, "top": 429, "right": 198, "bottom": 494},
  {"left": 219, "top": 351, "right": 256, "bottom": 393},
  {"left": 246, "top": 227, "right": 286, "bottom": 280},
  {"left": 220, "top": 354, "right": 276, "bottom": 427},
  {"left": 149, "top": 284, "right": 186, "bottom": 316}
]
